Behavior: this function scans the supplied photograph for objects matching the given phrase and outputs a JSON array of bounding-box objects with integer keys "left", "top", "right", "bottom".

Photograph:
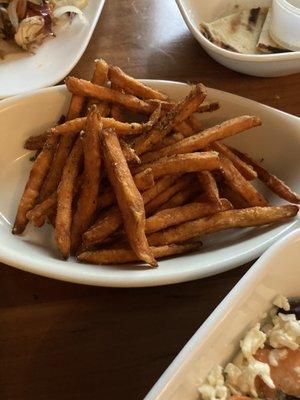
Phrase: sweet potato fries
[{"left": 14, "top": 59, "right": 299, "bottom": 268}]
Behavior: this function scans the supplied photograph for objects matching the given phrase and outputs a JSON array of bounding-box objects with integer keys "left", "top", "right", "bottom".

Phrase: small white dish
[
  {"left": 175, "top": 0, "right": 300, "bottom": 77},
  {"left": 0, "top": 0, "right": 105, "bottom": 99},
  {"left": 0, "top": 80, "right": 299, "bottom": 287},
  {"left": 144, "top": 228, "right": 300, "bottom": 400}
]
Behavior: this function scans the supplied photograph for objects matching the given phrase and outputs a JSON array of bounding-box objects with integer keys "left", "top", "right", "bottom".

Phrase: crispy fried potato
[
  {"left": 231, "top": 147, "right": 300, "bottom": 204},
  {"left": 26, "top": 191, "right": 57, "bottom": 227},
  {"left": 198, "top": 171, "right": 221, "bottom": 205},
  {"left": 141, "top": 116, "right": 261, "bottom": 163},
  {"left": 142, "top": 175, "right": 180, "bottom": 205},
  {"left": 12, "top": 134, "right": 58, "bottom": 234},
  {"left": 219, "top": 184, "right": 251, "bottom": 209},
  {"left": 137, "top": 152, "right": 220, "bottom": 178},
  {"left": 65, "top": 77, "right": 154, "bottom": 115},
  {"left": 133, "top": 84, "right": 207, "bottom": 155},
  {"left": 120, "top": 139, "right": 141, "bottom": 164},
  {"left": 220, "top": 155, "right": 268, "bottom": 207},
  {"left": 148, "top": 205, "right": 298, "bottom": 246},
  {"left": 24, "top": 132, "right": 47, "bottom": 151},
  {"left": 150, "top": 133, "right": 185, "bottom": 152},
  {"left": 157, "top": 184, "right": 199, "bottom": 211},
  {"left": 51, "top": 117, "right": 147, "bottom": 136},
  {"left": 109, "top": 65, "right": 168, "bottom": 101},
  {"left": 133, "top": 168, "right": 154, "bottom": 191},
  {"left": 83, "top": 207, "right": 122, "bottom": 247},
  {"left": 145, "top": 175, "right": 193, "bottom": 216},
  {"left": 175, "top": 120, "right": 196, "bottom": 137},
  {"left": 70, "top": 107, "right": 102, "bottom": 253},
  {"left": 77, "top": 243, "right": 201, "bottom": 265},
  {"left": 88, "top": 58, "right": 110, "bottom": 117},
  {"left": 102, "top": 129, "right": 156, "bottom": 266},
  {"left": 211, "top": 142, "right": 257, "bottom": 181},
  {"left": 146, "top": 199, "right": 231, "bottom": 234},
  {"left": 55, "top": 138, "right": 83, "bottom": 259}
]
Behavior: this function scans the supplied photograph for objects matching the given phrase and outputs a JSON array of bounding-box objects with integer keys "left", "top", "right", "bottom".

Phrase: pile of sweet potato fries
[{"left": 13, "top": 59, "right": 300, "bottom": 267}]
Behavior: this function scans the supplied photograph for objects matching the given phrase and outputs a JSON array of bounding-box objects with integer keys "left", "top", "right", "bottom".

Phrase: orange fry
[
  {"left": 198, "top": 171, "right": 221, "bottom": 205},
  {"left": 137, "top": 152, "right": 220, "bottom": 178},
  {"left": 109, "top": 65, "right": 168, "bottom": 100},
  {"left": 65, "top": 77, "right": 153, "bottom": 114},
  {"left": 70, "top": 107, "right": 102, "bottom": 253},
  {"left": 140, "top": 115, "right": 261, "bottom": 163},
  {"left": 102, "top": 129, "right": 156, "bottom": 266},
  {"left": 220, "top": 155, "right": 268, "bottom": 207},
  {"left": 148, "top": 205, "right": 299, "bottom": 246},
  {"left": 231, "top": 147, "right": 300, "bottom": 204},
  {"left": 24, "top": 132, "right": 47, "bottom": 151},
  {"left": 55, "top": 138, "right": 83, "bottom": 259},
  {"left": 211, "top": 142, "right": 257, "bottom": 181},
  {"left": 12, "top": 134, "right": 58, "bottom": 234},
  {"left": 133, "top": 83, "right": 207, "bottom": 155},
  {"left": 146, "top": 199, "right": 231, "bottom": 234},
  {"left": 77, "top": 243, "right": 201, "bottom": 265}
]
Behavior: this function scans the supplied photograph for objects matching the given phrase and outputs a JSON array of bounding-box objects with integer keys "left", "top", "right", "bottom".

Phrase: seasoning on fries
[{"left": 15, "top": 59, "right": 299, "bottom": 269}]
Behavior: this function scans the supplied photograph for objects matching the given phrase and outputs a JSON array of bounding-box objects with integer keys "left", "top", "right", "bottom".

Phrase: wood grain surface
[{"left": 1, "top": 1, "right": 299, "bottom": 399}]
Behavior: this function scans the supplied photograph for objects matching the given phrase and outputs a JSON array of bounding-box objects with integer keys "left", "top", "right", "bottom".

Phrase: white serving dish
[
  {"left": 0, "top": 0, "right": 105, "bottom": 98},
  {"left": 144, "top": 228, "right": 300, "bottom": 400},
  {"left": 0, "top": 80, "right": 299, "bottom": 287},
  {"left": 175, "top": 0, "right": 300, "bottom": 77}
]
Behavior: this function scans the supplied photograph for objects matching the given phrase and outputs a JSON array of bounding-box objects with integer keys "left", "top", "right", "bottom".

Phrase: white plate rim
[
  {"left": 175, "top": 0, "right": 300, "bottom": 62},
  {"left": 0, "top": 81, "right": 299, "bottom": 287}
]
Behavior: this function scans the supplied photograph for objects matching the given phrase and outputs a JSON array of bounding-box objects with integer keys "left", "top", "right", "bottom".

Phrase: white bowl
[
  {"left": 175, "top": 0, "right": 300, "bottom": 77},
  {"left": 144, "top": 228, "right": 300, "bottom": 400},
  {"left": 0, "top": 0, "right": 105, "bottom": 98},
  {"left": 0, "top": 81, "right": 299, "bottom": 287}
]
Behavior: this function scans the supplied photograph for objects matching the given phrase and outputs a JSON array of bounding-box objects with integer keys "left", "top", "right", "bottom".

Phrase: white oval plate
[
  {"left": 0, "top": 0, "right": 105, "bottom": 98},
  {"left": 0, "top": 80, "right": 299, "bottom": 287},
  {"left": 175, "top": 0, "right": 300, "bottom": 77},
  {"left": 144, "top": 228, "right": 300, "bottom": 400}
]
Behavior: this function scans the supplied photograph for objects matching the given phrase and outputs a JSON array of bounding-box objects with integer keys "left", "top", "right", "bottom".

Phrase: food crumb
[{"left": 274, "top": 94, "right": 280, "bottom": 100}]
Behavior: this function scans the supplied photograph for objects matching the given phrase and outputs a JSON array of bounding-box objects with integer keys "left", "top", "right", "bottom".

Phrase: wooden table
[{"left": 1, "top": 1, "right": 299, "bottom": 399}]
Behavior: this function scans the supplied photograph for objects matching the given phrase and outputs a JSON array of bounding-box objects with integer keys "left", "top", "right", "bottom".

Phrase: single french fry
[
  {"left": 220, "top": 155, "right": 268, "bottom": 207},
  {"left": 51, "top": 117, "right": 146, "bottom": 136},
  {"left": 146, "top": 199, "right": 231, "bottom": 234},
  {"left": 145, "top": 175, "right": 193, "bottom": 215},
  {"left": 102, "top": 129, "right": 156, "bottom": 266},
  {"left": 198, "top": 171, "right": 221, "bottom": 205},
  {"left": 137, "top": 152, "right": 220, "bottom": 178},
  {"left": 67, "top": 94, "right": 85, "bottom": 120},
  {"left": 175, "top": 120, "right": 196, "bottom": 137},
  {"left": 55, "top": 138, "right": 83, "bottom": 259},
  {"left": 211, "top": 142, "right": 257, "bottom": 181},
  {"left": 142, "top": 175, "right": 180, "bottom": 205},
  {"left": 133, "top": 83, "right": 207, "bottom": 155},
  {"left": 110, "top": 82, "right": 126, "bottom": 121},
  {"left": 77, "top": 243, "right": 201, "bottom": 265},
  {"left": 133, "top": 168, "right": 154, "bottom": 191},
  {"left": 83, "top": 207, "right": 122, "bottom": 247},
  {"left": 219, "top": 184, "right": 251, "bottom": 209},
  {"left": 148, "top": 205, "right": 299, "bottom": 246},
  {"left": 70, "top": 107, "right": 102, "bottom": 252},
  {"left": 230, "top": 147, "right": 300, "bottom": 204},
  {"left": 88, "top": 58, "right": 110, "bottom": 117},
  {"left": 197, "top": 101, "right": 220, "bottom": 114},
  {"left": 108, "top": 65, "right": 168, "bottom": 101},
  {"left": 12, "top": 134, "right": 58, "bottom": 234},
  {"left": 27, "top": 191, "right": 57, "bottom": 227},
  {"left": 24, "top": 132, "right": 47, "bottom": 151},
  {"left": 158, "top": 184, "right": 199, "bottom": 211},
  {"left": 140, "top": 115, "right": 261, "bottom": 163},
  {"left": 150, "top": 133, "right": 185, "bottom": 152},
  {"left": 65, "top": 77, "right": 153, "bottom": 115},
  {"left": 120, "top": 139, "right": 141, "bottom": 164}
]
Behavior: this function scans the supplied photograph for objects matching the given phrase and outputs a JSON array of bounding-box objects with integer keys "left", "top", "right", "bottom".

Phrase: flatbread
[
  {"left": 200, "top": 7, "right": 268, "bottom": 54},
  {"left": 257, "top": 9, "right": 288, "bottom": 54}
]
